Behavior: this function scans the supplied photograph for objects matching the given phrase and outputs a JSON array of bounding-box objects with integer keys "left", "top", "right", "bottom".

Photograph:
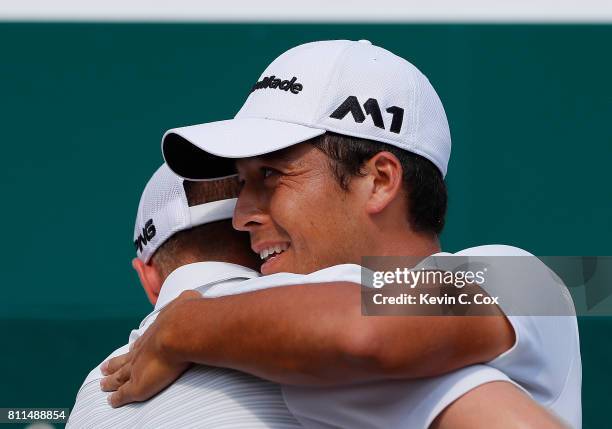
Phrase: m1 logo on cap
[
  {"left": 330, "top": 96, "right": 404, "bottom": 134},
  {"left": 134, "top": 219, "right": 156, "bottom": 252},
  {"left": 251, "top": 75, "right": 303, "bottom": 94}
]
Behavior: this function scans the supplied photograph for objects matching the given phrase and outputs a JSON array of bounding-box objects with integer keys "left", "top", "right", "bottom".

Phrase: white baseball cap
[
  {"left": 133, "top": 164, "right": 236, "bottom": 263},
  {"left": 162, "top": 39, "right": 451, "bottom": 179}
]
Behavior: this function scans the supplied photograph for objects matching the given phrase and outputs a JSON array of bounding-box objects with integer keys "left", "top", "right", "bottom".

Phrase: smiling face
[{"left": 234, "top": 143, "right": 369, "bottom": 275}]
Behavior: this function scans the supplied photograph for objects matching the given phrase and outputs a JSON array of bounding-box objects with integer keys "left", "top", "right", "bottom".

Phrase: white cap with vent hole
[
  {"left": 133, "top": 164, "right": 236, "bottom": 263},
  {"left": 162, "top": 39, "right": 451, "bottom": 180}
]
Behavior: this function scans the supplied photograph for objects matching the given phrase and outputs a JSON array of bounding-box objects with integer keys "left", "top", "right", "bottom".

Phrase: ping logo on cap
[
  {"left": 330, "top": 96, "right": 404, "bottom": 134},
  {"left": 251, "top": 75, "right": 303, "bottom": 94},
  {"left": 134, "top": 219, "right": 156, "bottom": 253}
]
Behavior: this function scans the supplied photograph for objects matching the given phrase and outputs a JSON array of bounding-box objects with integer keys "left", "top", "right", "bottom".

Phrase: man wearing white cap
[
  {"left": 103, "top": 40, "right": 580, "bottom": 428},
  {"left": 70, "top": 164, "right": 550, "bottom": 429}
]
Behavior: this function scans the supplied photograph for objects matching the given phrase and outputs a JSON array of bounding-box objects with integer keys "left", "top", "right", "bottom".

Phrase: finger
[
  {"left": 130, "top": 332, "right": 147, "bottom": 352},
  {"left": 101, "top": 352, "right": 132, "bottom": 376},
  {"left": 129, "top": 338, "right": 139, "bottom": 352},
  {"left": 108, "top": 381, "right": 138, "bottom": 408},
  {"left": 100, "top": 362, "right": 132, "bottom": 392}
]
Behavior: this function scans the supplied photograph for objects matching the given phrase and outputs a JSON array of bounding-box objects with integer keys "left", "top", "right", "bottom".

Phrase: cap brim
[
  {"left": 162, "top": 118, "right": 326, "bottom": 180},
  {"left": 189, "top": 198, "right": 237, "bottom": 226}
]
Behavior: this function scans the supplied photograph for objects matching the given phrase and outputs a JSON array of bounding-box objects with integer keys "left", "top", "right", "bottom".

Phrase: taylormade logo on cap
[
  {"left": 162, "top": 39, "right": 451, "bottom": 180},
  {"left": 251, "top": 75, "right": 303, "bottom": 94}
]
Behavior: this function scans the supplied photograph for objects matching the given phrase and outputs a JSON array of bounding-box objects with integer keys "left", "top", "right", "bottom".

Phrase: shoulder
[
  {"left": 79, "top": 344, "right": 131, "bottom": 391},
  {"left": 454, "top": 244, "right": 534, "bottom": 257}
]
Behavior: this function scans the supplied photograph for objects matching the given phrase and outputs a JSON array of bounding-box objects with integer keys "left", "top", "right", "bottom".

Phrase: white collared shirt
[
  {"left": 70, "top": 262, "right": 509, "bottom": 429},
  {"left": 69, "top": 247, "right": 581, "bottom": 428},
  {"left": 68, "top": 262, "right": 302, "bottom": 429},
  {"left": 262, "top": 246, "right": 581, "bottom": 429}
]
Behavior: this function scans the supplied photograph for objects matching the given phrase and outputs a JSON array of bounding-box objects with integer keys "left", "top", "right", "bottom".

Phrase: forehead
[{"left": 235, "top": 143, "right": 318, "bottom": 170}]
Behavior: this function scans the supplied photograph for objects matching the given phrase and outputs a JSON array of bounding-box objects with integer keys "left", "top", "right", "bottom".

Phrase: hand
[{"left": 100, "top": 290, "right": 201, "bottom": 407}]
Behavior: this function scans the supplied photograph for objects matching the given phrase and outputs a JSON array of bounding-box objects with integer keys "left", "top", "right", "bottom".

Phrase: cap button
[{"left": 357, "top": 39, "right": 372, "bottom": 45}]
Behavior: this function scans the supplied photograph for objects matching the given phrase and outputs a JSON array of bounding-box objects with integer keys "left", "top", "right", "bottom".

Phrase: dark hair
[
  {"left": 182, "top": 176, "right": 241, "bottom": 206},
  {"left": 151, "top": 176, "right": 257, "bottom": 277},
  {"left": 310, "top": 132, "right": 447, "bottom": 236}
]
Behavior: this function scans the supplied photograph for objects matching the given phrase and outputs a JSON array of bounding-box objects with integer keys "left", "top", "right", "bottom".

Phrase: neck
[{"left": 362, "top": 226, "right": 440, "bottom": 258}]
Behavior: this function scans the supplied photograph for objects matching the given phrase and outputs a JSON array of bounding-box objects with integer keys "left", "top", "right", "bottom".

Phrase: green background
[{"left": 0, "top": 24, "right": 610, "bottom": 427}]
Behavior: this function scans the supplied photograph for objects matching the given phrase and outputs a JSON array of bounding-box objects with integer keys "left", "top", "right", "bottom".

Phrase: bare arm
[
  {"left": 102, "top": 282, "right": 514, "bottom": 405},
  {"left": 141, "top": 282, "right": 512, "bottom": 379}
]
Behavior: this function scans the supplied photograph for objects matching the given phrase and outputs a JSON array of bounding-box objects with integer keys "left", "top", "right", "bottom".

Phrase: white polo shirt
[
  {"left": 69, "top": 245, "right": 580, "bottom": 428},
  {"left": 450, "top": 245, "right": 582, "bottom": 428},
  {"left": 196, "top": 246, "right": 581, "bottom": 429},
  {"left": 68, "top": 262, "right": 302, "bottom": 429}
]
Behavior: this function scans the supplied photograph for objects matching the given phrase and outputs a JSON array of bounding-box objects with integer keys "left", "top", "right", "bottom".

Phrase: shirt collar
[{"left": 154, "top": 261, "right": 260, "bottom": 311}]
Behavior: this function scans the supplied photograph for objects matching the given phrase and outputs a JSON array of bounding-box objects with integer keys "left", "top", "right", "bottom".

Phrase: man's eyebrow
[
  {"left": 235, "top": 146, "right": 306, "bottom": 172},
  {"left": 254, "top": 147, "right": 298, "bottom": 164}
]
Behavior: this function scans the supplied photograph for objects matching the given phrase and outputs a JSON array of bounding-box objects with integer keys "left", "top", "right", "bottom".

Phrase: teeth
[{"left": 258, "top": 244, "right": 289, "bottom": 260}]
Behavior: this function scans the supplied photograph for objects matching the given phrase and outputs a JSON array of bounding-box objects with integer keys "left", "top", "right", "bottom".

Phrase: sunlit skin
[
  {"left": 234, "top": 142, "right": 439, "bottom": 275},
  {"left": 98, "top": 142, "right": 558, "bottom": 429}
]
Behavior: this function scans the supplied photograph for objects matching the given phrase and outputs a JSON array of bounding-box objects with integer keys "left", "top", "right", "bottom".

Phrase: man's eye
[{"left": 262, "top": 167, "right": 278, "bottom": 178}]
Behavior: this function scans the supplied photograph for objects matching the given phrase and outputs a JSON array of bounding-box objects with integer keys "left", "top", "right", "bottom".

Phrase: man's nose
[{"left": 233, "top": 182, "right": 268, "bottom": 232}]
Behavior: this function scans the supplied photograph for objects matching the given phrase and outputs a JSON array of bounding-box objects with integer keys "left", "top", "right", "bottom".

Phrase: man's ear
[
  {"left": 132, "top": 257, "right": 163, "bottom": 306},
  {"left": 363, "top": 151, "right": 404, "bottom": 215}
]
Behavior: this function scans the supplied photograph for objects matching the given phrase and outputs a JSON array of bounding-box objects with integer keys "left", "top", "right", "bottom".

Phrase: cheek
[
  {"left": 269, "top": 183, "right": 336, "bottom": 237},
  {"left": 308, "top": 192, "right": 353, "bottom": 238},
  {"left": 318, "top": 192, "right": 364, "bottom": 248},
  {"left": 269, "top": 187, "right": 307, "bottom": 226},
  {"left": 267, "top": 187, "right": 313, "bottom": 251}
]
